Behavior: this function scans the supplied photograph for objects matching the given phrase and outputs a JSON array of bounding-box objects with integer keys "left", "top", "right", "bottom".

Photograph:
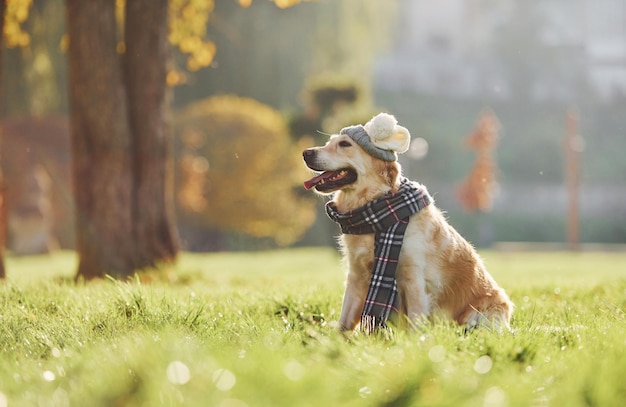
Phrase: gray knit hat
[
  {"left": 340, "top": 125, "right": 398, "bottom": 161},
  {"left": 339, "top": 113, "right": 411, "bottom": 162}
]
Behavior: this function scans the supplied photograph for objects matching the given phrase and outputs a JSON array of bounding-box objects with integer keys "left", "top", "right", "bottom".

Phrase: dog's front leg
[
  {"left": 338, "top": 269, "right": 369, "bottom": 331},
  {"left": 337, "top": 235, "right": 375, "bottom": 332},
  {"left": 397, "top": 264, "right": 431, "bottom": 328},
  {"left": 339, "top": 272, "right": 368, "bottom": 331}
]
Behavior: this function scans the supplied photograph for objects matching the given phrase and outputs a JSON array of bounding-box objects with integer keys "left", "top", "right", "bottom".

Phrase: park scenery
[{"left": 1, "top": 1, "right": 625, "bottom": 406}]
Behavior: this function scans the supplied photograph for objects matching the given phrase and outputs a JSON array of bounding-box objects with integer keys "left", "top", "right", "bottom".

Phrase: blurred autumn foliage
[
  {"left": 167, "top": 0, "right": 216, "bottom": 73},
  {"left": 3, "top": 0, "right": 32, "bottom": 47},
  {"left": 175, "top": 95, "right": 315, "bottom": 248},
  {"left": 237, "top": 0, "right": 303, "bottom": 9},
  {"left": 166, "top": 0, "right": 305, "bottom": 82},
  {"left": 457, "top": 110, "right": 500, "bottom": 212}
]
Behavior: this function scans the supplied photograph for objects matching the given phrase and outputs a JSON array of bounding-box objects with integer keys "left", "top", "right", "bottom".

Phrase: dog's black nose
[{"left": 303, "top": 149, "right": 315, "bottom": 159}]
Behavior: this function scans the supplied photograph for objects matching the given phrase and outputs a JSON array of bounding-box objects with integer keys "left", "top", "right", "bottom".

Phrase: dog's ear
[
  {"left": 377, "top": 160, "right": 400, "bottom": 187},
  {"left": 387, "top": 162, "right": 400, "bottom": 186}
]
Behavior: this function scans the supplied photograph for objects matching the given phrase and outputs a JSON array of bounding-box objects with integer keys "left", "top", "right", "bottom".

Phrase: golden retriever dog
[{"left": 303, "top": 113, "right": 513, "bottom": 332}]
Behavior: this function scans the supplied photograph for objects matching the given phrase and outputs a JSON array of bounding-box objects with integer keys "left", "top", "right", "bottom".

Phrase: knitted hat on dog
[{"left": 340, "top": 113, "right": 411, "bottom": 162}]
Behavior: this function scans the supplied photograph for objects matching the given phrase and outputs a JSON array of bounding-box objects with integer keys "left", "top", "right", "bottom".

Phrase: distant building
[{"left": 375, "top": 0, "right": 626, "bottom": 102}]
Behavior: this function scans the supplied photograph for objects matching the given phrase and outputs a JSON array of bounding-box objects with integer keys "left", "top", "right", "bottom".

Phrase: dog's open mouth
[{"left": 303, "top": 168, "right": 357, "bottom": 192}]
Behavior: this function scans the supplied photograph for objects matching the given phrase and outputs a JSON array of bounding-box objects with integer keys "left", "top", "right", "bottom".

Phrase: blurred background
[{"left": 2, "top": 0, "right": 625, "bottom": 254}]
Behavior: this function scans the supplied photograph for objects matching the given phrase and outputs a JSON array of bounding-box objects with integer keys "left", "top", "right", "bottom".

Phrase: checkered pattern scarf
[{"left": 325, "top": 177, "right": 432, "bottom": 332}]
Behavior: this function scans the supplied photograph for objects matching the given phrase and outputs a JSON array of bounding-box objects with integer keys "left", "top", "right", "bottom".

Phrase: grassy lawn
[{"left": 1, "top": 248, "right": 625, "bottom": 407}]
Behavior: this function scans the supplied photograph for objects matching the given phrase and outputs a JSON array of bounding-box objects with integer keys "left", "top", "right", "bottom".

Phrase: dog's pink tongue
[{"left": 303, "top": 171, "right": 332, "bottom": 190}]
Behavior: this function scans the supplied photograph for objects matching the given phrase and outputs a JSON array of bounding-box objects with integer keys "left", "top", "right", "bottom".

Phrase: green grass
[{"left": 1, "top": 248, "right": 625, "bottom": 407}]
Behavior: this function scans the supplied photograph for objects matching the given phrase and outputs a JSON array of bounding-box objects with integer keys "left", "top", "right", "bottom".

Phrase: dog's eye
[{"left": 339, "top": 141, "right": 352, "bottom": 148}]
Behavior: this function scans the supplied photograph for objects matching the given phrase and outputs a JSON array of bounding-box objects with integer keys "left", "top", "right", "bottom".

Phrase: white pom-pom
[
  {"left": 364, "top": 113, "right": 411, "bottom": 154},
  {"left": 364, "top": 113, "right": 398, "bottom": 141}
]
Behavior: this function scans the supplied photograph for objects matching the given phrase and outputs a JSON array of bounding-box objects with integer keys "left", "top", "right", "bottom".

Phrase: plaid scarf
[{"left": 325, "top": 177, "right": 432, "bottom": 332}]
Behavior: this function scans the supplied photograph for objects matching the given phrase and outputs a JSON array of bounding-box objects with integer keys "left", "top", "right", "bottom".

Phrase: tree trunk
[
  {"left": 66, "top": 0, "right": 135, "bottom": 279},
  {"left": 125, "top": 0, "right": 178, "bottom": 269},
  {"left": 0, "top": 0, "right": 6, "bottom": 279}
]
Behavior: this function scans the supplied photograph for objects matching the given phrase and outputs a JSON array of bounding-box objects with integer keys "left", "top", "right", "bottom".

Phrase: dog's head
[{"left": 302, "top": 113, "right": 411, "bottom": 196}]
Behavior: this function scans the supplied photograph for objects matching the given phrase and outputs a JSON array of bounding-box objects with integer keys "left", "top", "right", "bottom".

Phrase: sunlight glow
[
  {"left": 474, "top": 355, "right": 493, "bottom": 375},
  {"left": 213, "top": 369, "right": 236, "bottom": 391},
  {"left": 428, "top": 345, "right": 446, "bottom": 363},
  {"left": 42, "top": 370, "right": 56, "bottom": 381},
  {"left": 484, "top": 386, "right": 507, "bottom": 407},
  {"left": 167, "top": 361, "right": 191, "bottom": 385},
  {"left": 359, "top": 386, "right": 372, "bottom": 399},
  {"left": 283, "top": 360, "right": 305, "bottom": 381}
]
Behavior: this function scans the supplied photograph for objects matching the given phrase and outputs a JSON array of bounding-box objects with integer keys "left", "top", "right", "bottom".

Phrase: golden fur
[{"left": 304, "top": 133, "right": 513, "bottom": 331}]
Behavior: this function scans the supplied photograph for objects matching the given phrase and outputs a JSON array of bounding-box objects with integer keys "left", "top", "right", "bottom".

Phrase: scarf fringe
[
  {"left": 360, "top": 315, "right": 378, "bottom": 334},
  {"left": 360, "top": 315, "right": 396, "bottom": 337}
]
